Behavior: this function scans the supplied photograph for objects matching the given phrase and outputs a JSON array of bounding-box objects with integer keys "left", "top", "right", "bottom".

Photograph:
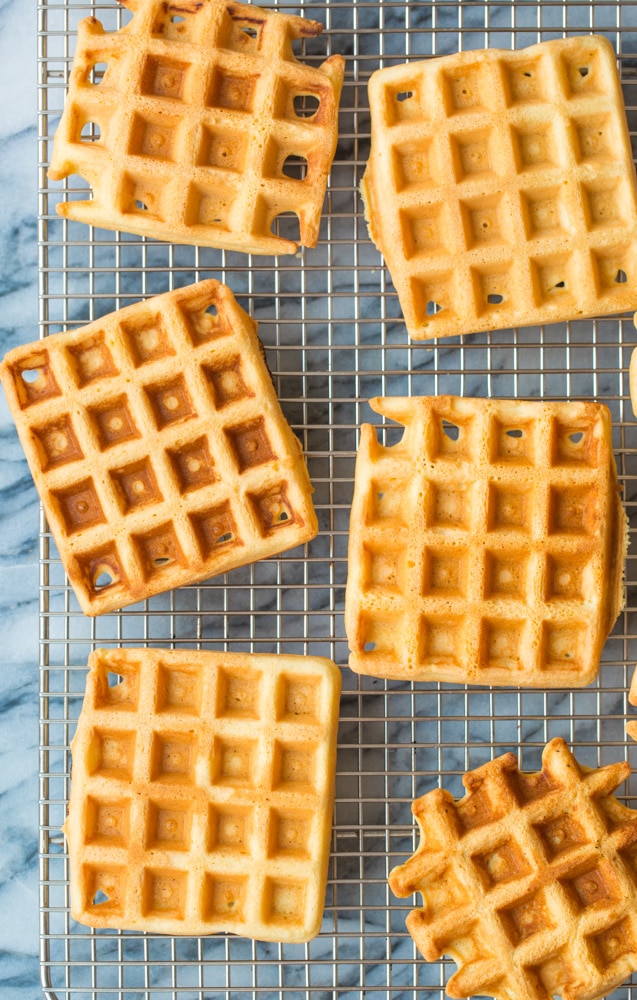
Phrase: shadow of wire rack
[{"left": 37, "top": 0, "right": 637, "bottom": 997}]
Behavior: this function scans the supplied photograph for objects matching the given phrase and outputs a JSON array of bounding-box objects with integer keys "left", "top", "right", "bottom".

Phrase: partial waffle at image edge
[
  {"left": 48, "top": 0, "right": 345, "bottom": 255},
  {"left": 626, "top": 665, "right": 637, "bottom": 742},
  {"left": 0, "top": 279, "right": 318, "bottom": 615},
  {"left": 63, "top": 648, "right": 341, "bottom": 941},
  {"left": 389, "top": 738, "right": 637, "bottom": 1000},
  {"left": 362, "top": 35, "right": 637, "bottom": 340},
  {"left": 345, "top": 395, "right": 628, "bottom": 687}
]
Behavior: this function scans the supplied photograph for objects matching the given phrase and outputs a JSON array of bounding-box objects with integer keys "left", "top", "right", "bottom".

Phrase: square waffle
[
  {"left": 361, "top": 36, "right": 637, "bottom": 340},
  {"left": 345, "top": 396, "right": 626, "bottom": 687},
  {"left": 64, "top": 648, "right": 341, "bottom": 941},
  {"left": 0, "top": 279, "right": 317, "bottom": 615},
  {"left": 48, "top": 0, "right": 344, "bottom": 255},
  {"left": 389, "top": 738, "right": 637, "bottom": 1000}
]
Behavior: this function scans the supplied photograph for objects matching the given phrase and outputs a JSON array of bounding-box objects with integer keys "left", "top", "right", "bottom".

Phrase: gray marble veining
[{"left": 0, "top": 2, "right": 39, "bottom": 998}]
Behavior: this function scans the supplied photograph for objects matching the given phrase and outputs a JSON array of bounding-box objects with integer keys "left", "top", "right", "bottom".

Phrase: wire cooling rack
[{"left": 37, "top": 1, "right": 637, "bottom": 997}]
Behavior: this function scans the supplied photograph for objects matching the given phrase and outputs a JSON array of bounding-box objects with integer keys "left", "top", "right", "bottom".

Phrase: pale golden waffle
[
  {"left": 0, "top": 279, "right": 317, "bottom": 615},
  {"left": 628, "top": 343, "right": 637, "bottom": 423},
  {"left": 345, "top": 396, "right": 626, "bottom": 687},
  {"left": 361, "top": 36, "right": 637, "bottom": 341},
  {"left": 626, "top": 667, "right": 637, "bottom": 741},
  {"left": 389, "top": 738, "right": 637, "bottom": 1000},
  {"left": 64, "top": 648, "right": 341, "bottom": 940},
  {"left": 48, "top": 0, "right": 344, "bottom": 255}
]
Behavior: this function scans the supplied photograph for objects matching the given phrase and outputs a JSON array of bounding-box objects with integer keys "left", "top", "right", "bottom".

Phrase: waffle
[
  {"left": 627, "top": 667, "right": 637, "bottom": 741},
  {"left": 48, "top": 0, "right": 344, "bottom": 255},
  {"left": 64, "top": 648, "right": 341, "bottom": 940},
  {"left": 629, "top": 344, "right": 637, "bottom": 423},
  {"left": 361, "top": 36, "right": 637, "bottom": 340},
  {"left": 0, "top": 279, "right": 317, "bottom": 615},
  {"left": 390, "top": 738, "right": 637, "bottom": 1000},
  {"left": 345, "top": 396, "right": 626, "bottom": 687}
]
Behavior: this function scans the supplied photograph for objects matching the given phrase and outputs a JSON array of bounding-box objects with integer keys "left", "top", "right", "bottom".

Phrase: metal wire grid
[{"left": 36, "top": 0, "right": 637, "bottom": 997}]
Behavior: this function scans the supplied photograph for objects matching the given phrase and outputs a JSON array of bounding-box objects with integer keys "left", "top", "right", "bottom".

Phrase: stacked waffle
[
  {"left": 345, "top": 396, "right": 627, "bottom": 687},
  {"left": 362, "top": 36, "right": 637, "bottom": 339}
]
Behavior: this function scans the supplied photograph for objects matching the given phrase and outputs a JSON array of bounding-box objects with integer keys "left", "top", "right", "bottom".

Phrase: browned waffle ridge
[
  {"left": 0, "top": 279, "right": 318, "bottom": 615},
  {"left": 64, "top": 648, "right": 341, "bottom": 941},
  {"left": 362, "top": 36, "right": 637, "bottom": 340},
  {"left": 48, "top": 0, "right": 345, "bottom": 255},
  {"left": 345, "top": 396, "right": 627, "bottom": 687},
  {"left": 390, "top": 739, "right": 637, "bottom": 1000}
]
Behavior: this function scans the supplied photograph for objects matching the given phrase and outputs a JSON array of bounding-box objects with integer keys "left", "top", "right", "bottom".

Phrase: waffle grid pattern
[
  {"left": 345, "top": 396, "right": 626, "bottom": 687},
  {"left": 65, "top": 648, "right": 341, "bottom": 941},
  {"left": 48, "top": 0, "right": 344, "bottom": 254},
  {"left": 389, "top": 740, "right": 637, "bottom": 1000},
  {"left": 0, "top": 280, "right": 317, "bottom": 614},
  {"left": 362, "top": 36, "right": 637, "bottom": 340}
]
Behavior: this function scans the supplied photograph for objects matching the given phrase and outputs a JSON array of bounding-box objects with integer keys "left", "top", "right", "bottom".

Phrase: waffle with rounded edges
[
  {"left": 390, "top": 739, "right": 637, "bottom": 1000},
  {"left": 48, "top": 0, "right": 344, "bottom": 255},
  {"left": 63, "top": 648, "right": 341, "bottom": 940},
  {"left": 361, "top": 36, "right": 637, "bottom": 340},
  {"left": 345, "top": 396, "right": 626, "bottom": 687},
  {"left": 0, "top": 279, "right": 317, "bottom": 615}
]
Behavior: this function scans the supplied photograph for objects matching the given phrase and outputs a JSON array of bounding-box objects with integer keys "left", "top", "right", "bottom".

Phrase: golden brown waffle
[
  {"left": 64, "top": 648, "right": 341, "bottom": 940},
  {"left": 390, "top": 739, "right": 637, "bottom": 1000},
  {"left": 361, "top": 36, "right": 637, "bottom": 340},
  {"left": 345, "top": 396, "right": 626, "bottom": 687},
  {"left": 0, "top": 279, "right": 317, "bottom": 615},
  {"left": 48, "top": 0, "right": 344, "bottom": 255}
]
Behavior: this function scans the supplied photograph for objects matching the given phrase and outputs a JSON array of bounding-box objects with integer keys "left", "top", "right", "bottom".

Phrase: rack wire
[{"left": 37, "top": 0, "right": 637, "bottom": 997}]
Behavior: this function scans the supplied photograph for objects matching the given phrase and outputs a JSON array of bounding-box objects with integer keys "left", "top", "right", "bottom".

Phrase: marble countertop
[{"left": 0, "top": 1, "right": 40, "bottom": 998}]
